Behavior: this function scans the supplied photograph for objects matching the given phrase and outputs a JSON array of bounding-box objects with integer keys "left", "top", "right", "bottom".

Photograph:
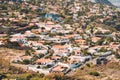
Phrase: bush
[
  {"left": 99, "top": 47, "right": 107, "bottom": 52},
  {"left": 46, "top": 73, "right": 75, "bottom": 80},
  {"left": 115, "top": 54, "right": 120, "bottom": 59},
  {"left": 89, "top": 71, "right": 100, "bottom": 76},
  {"left": 16, "top": 73, "right": 32, "bottom": 80},
  {"left": 96, "top": 39, "right": 104, "bottom": 45},
  {"left": 22, "top": 59, "right": 31, "bottom": 64},
  {"left": 86, "top": 63, "right": 90, "bottom": 67},
  {"left": 16, "top": 77, "right": 25, "bottom": 80}
]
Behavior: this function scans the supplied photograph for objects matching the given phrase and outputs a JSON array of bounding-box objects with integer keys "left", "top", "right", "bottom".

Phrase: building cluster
[{"left": 0, "top": 0, "right": 120, "bottom": 74}]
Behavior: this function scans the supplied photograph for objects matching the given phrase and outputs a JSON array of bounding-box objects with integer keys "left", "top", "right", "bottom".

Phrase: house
[
  {"left": 35, "top": 49, "right": 48, "bottom": 55},
  {"left": 64, "top": 34, "right": 79, "bottom": 39},
  {"left": 9, "top": 0, "right": 26, "bottom": 2},
  {"left": 36, "top": 22, "right": 46, "bottom": 28},
  {"left": 44, "top": 37, "right": 59, "bottom": 43},
  {"left": 88, "top": 48, "right": 98, "bottom": 54},
  {"left": 73, "top": 49, "right": 82, "bottom": 56},
  {"left": 74, "top": 35, "right": 82, "bottom": 40},
  {"left": 24, "top": 30, "right": 36, "bottom": 38},
  {"left": 28, "top": 41, "right": 47, "bottom": 50},
  {"left": 51, "top": 28, "right": 65, "bottom": 34},
  {"left": 35, "top": 58, "right": 55, "bottom": 66},
  {"left": 64, "top": 24, "right": 72, "bottom": 30},
  {"left": 36, "top": 21, "right": 62, "bottom": 31},
  {"left": 75, "top": 39, "right": 86, "bottom": 45},
  {"left": 31, "top": 29, "right": 42, "bottom": 34},
  {"left": 64, "top": 30, "right": 73, "bottom": 34},
  {"left": 91, "top": 36, "right": 101, "bottom": 43},
  {"left": 27, "top": 65, "right": 50, "bottom": 74},
  {"left": 0, "top": 34, "right": 7, "bottom": 38},
  {"left": 0, "top": 40, "right": 4, "bottom": 45},
  {"left": 51, "top": 56, "right": 61, "bottom": 61},
  {"left": 109, "top": 42, "right": 120, "bottom": 51},
  {"left": 0, "top": 38, "right": 7, "bottom": 45},
  {"left": 45, "top": 13, "right": 62, "bottom": 22},
  {"left": 10, "top": 33, "right": 27, "bottom": 43},
  {"left": 100, "top": 51, "right": 112, "bottom": 57},
  {"left": 88, "top": 46, "right": 107, "bottom": 54},
  {"left": 68, "top": 56, "right": 92, "bottom": 64},
  {"left": 50, "top": 62, "right": 71, "bottom": 74},
  {"left": 10, "top": 33, "right": 28, "bottom": 47},
  {"left": 94, "top": 51, "right": 112, "bottom": 56},
  {"left": 52, "top": 44, "right": 72, "bottom": 57},
  {"left": 51, "top": 37, "right": 69, "bottom": 44},
  {"left": 21, "top": 55, "right": 32, "bottom": 61}
]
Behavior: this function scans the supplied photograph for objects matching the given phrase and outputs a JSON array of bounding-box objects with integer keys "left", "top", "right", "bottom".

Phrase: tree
[
  {"left": 46, "top": 73, "right": 75, "bottom": 80},
  {"left": 25, "top": 50, "right": 31, "bottom": 56},
  {"left": 115, "top": 53, "right": 120, "bottom": 59},
  {"left": 86, "top": 63, "right": 91, "bottom": 67},
  {"left": 96, "top": 39, "right": 104, "bottom": 45},
  {"left": 38, "top": 54, "right": 44, "bottom": 58},
  {"left": 81, "top": 49, "right": 90, "bottom": 56},
  {"left": 61, "top": 57, "right": 68, "bottom": 62},
  {"left": 105, "top": 37, "right": 113, "bottom": 43},
  {"left": 16, "top": 77, "right": 25, "bottom": 80},
  {"left": 89, "top": 71, "right": 100, "bottom": 76},
  {"left": 49, "top": 33, "right": 56, "bottom": 37},
  {"left": 22, "top": 59, "right": 31, "bottom": 64},
  {"left": 99, "top": 47, "right": 107, "bottom": 52},
  {"left": 11, "top": 12, "right": 15, "bottom": 18}
]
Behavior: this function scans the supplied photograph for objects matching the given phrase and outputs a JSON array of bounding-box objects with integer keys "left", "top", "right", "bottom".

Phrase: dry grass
[
  {"left": 0, "top": 47, "right": 25, "bottom": 61},
  {"left": 70, "top": 62, "right": 120, "bottom": 80}
]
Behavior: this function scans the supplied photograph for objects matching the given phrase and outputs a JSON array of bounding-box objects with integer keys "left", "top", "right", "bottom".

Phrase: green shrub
[
  {"left": 16, "top": 77, "right": 25, "bottom": 80},
  {"left": 86, "top": 63, "right": 90, "bottom": 67},
  {"left": 22, "top": 59, "right": 31, "bottom": 64},
  {"left": 89, "top": 71, "right": 100, "bottom": 76}
]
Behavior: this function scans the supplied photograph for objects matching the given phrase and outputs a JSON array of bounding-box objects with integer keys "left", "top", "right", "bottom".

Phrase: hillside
[
  {"left": 91, "top": 0, "right": 120, "bottom": 8},
  {"left": 0, "top": 0, "right": 120, "bottom": 80}
]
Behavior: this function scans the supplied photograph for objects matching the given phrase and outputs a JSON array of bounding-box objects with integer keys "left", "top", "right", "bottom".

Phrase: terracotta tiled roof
[{"left": 35, "top": 58, "right": 54, "bottom": 63}]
